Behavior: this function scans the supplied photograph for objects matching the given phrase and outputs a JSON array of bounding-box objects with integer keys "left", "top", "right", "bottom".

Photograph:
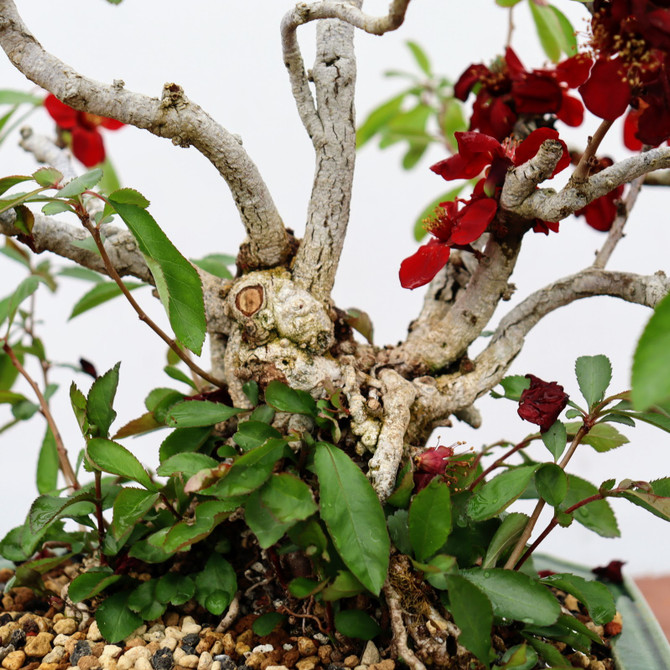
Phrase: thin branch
[
  {"left": 3, "top": 342, "right": 79, "bottom": 490},
  {"left": 570, "top": 119, "right": 614, "bottom": 184},
  {"left": 282, "top": 0, "right": 412, "bottom": 299},
  {"left": 0, "top": 0, "right": 290, "bottom": 269},
  {"left": 80, "top": 217, "right": 225, "bottom": 388}
]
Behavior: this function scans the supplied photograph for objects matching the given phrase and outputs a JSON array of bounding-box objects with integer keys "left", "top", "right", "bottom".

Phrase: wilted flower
[{"left": 517, "top": 374, "right": 569, "bottom": 433}]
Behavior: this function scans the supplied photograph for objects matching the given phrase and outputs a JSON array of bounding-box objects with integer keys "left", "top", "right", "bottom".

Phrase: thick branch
[
  {"left": 283, "top": 0, "right": 411, "bottom": 299},
  {"left": 435, "top": 269, "right": 670, "bottom": 413},
  {"left": 502, "top": 145, "right": 670, "bottom": 222},
  {"left": 0, "top": 0, "right": 290, "bottom": 269}
]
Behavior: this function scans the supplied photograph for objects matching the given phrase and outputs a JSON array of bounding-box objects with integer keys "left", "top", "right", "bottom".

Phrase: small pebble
[
  {"left": 295, "top": 657, "right": 318, "bottom": 670},
  {"left": 42, "top": 646, "right": 66, "bottom": 664},
  {"left": 135, "top": 658, "right": 153, "bottom": 670},
  {"left": 87, "top": 622, "right": 103, "bottom": 642},
  {"left": 53, "top": 635, "right": 70, "bottom": 647},
  {"left": 25, "top": 632, "right": 55, "bottom": 658},
  {"left": 71, "top": 641, "right": 92, "bottom": 666},
  {"left": 360, "top": 641, "right": 380, "bottom": 666},
  {"left": 197, "top": 652, "right": 212, "bottom": 670},
  {"left": 100, "top": 646, "right": 123, "bottom": 660},
  {"left": 343, "top": 657, "right": 359, "bottom": 669},
  {"left": 173, "top": 648, "right": 186, "bottom": 664},
  {"left": 53, "top": 620, "right": 77, "bottom": 636},
  {"left": 181, "top": 619, "right": 202, "bottom": 637},
  {"left": 152, "top": 648, "right": 174, "bottom": 670},
  {"left": 212, "top": 655, "right": 235, "bottom": 670},
  {"left": 252, "top": 646, "right": 273, "bottom": 655},
  {"left": 178, "top": 654, "right": 199, "bottom": 669},
  {"left": 210, "top": 663, "right": 221, "bottom": 670},
  {"left": 264, "top": 666, "right": 289, "bottom": 670},
  {"left": 296, "top": 639, "right": 316, "bottom": 658},
  {"left": 8, "top": 630, "right": 24, "bottom": 649},
  {"left": 78, "top": 655, "right": 101, "bottom": 670},
  {"left": 1, "top": 650, "right": 25, "bottom": 670},
  {"left": 161, "top": 638, "right": 178, "bottom": 652},
  {"left": 369, "top": 661, "right": 395, "bottom": 670}
]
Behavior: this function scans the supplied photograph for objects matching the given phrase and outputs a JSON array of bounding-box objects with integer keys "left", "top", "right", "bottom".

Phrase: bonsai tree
[{"left": 1, "top": 0, "right": 670, "bottom": 668}]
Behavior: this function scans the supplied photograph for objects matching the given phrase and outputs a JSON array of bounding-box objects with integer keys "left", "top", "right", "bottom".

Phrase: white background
[{"left": 0, "top": 0, "right": 669, "bottom": 576}]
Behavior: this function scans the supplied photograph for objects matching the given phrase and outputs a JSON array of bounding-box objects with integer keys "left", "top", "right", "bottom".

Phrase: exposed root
[
  {"left": 215, "top": 592, "right": 240, "bottom": 633},
  {"left": 383, "top": 580, "right": 427, "bottom": 670}
]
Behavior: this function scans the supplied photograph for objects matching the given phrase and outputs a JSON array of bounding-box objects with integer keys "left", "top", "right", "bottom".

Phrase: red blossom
[
  {"left": 413, "top": 445, "right": 457, "bottom": 492},
  {"left": 517, "top": 374, "right": 569, "bottom": 433},
  {"left": 44, "top": 94, "right": 124, "bottom": 167},
  {"left": 592, "top": 559, "right": 625, "bottom": 584},
  {"left": 574, "top": 157, "right": 624, "bottom": 231}
]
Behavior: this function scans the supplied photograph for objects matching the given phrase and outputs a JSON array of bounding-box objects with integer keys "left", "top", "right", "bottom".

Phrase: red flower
[
  {"left": 574, "top": 157, "right": 624, "bottom": 231},
  {"left": 517, "top": 374, "right": 569, "bottom": 433},
  {"left": 413, "top": 445, "right": 454, "bottom": 492},
  {"left": 44, "top": 94, "right": 124, "bottom": 167}
]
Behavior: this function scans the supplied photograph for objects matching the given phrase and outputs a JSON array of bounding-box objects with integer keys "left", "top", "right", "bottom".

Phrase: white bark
[{"left": 0, "top": 0, "right": 290, "bottom": 269}]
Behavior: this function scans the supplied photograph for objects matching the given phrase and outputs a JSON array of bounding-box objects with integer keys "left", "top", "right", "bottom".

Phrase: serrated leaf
[
  {"left": 36, "top": 427, "right": 58, "bottom": 495},
  {"left": 32, "top": 167, "right": 62, "bottom": 188},
  {"left": 460, "top": 568, "right": 560, "bottom": 626},
  {"left": 166, "top": 399, "right": 244, "bottom": 427},
  {"left": 560, "top": 474, "right": 620, "bottom": 537},
  {"left": 156, "top": 452, "right": 219, "bottom": 477},
  {"left": 161, "top": 500, "right": 237, "bottom": 553},
  {"left": 41, "top": 200, "right": 75, "bottom": 216},
  {"left": 159, "top": 426, "right": 211, "bottom": 462},
  {"left": 86, "top": 362, "right": 120, "bottom": 439},
  {"left": 155, "top": 573, "right": 195, "bottom": 606},
  {"left": 575, "top": 355, "right": 612, "bottom": 409},
  {"left": 70, "top": 382, "right": 89, "bottom": 436},
  {"left": 334, "top": 610, "right": 381, "bottom": 641},
  {"left": 69, "top": 280, "right": 144, "bottom": 319},
  {"left": 86, "top": 437, "right": 157, "bottom": 491},
  {"left": 95, "top": 591, "right": 143, "bottom": 644},
  {"left": 565, "top": 421, "right": 629, "bottom": 452},
  {"left": 265, "top": 380, "right": 317, "bottom": 416},
  {"left": 613, "top": 486, "right": 670, "bottom": 522},
  {"left": 314, "top": 442, "right": 389, "bottom": 595},
  {"left": 444, "top": 575, "right": 493, "bottom": 668},
  {"left": 194, "top": 554, "right": 236, "bottom": 613},
  {"left": 535, "top": 463, "right": 568, "bottom": 507},
  {"left": 409, "top": 478, "right": 451, "bottom": 562},
  {"left": 58, "top": 169, "right": 103, "bottom": 198},
  {"left": 483, "top": 512, "right": 529, "bottom": 569},
  {"left": 69, "top": 568, "right": 120, "bottom": 602},
  {"left": 0, "top": 175, "right": 31, "bottom": 197},
  {"left": 540, "top": 573, "right": 615, "bottom": 625},
  {"left": 541, "top": 420, "right": 567, "bottom": 461},
  {"left": 112, "top": 488, "right": 160, "bottom": 540},
  {"left": 467, "top": 466, "right": 538, "bottom": 521},
  {"left": 233, "top": 420, "right": 282, "bottom": 452},
  {"left": 109, "top": 198, "right": 206, "bottom": 355},
  {"left": 113, "top": 412, "right": 162, "bottom": 439},
  {"left": 490, "top": 375, "right": 531, "bottom": 401},
  {"left": 127, "top": 579, "right": 167, "bottom": 620},
  {"left": 29, "top": 492, "right": 95, "bottom": 534}
]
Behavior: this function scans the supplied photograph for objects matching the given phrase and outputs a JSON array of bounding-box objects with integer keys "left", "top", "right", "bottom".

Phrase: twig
[
  {"left": 571, "top": 119, "right": 614, "bottom": 183},
  {"left": 3, "top": 342, "right": 79, "bottom": 490},
  {"left": 79, "top": 216, "right": 225, "bottom": 388},
  {"left": 469, "top": 436, "right": 534, "bottom": 491}
]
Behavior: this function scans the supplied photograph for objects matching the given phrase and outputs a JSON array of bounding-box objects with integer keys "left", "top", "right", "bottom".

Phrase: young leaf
[
  {"left": 560, "top": 475, "right": 620, "bottom": 537},
  {"left": 482, "top": 512, "right": 529, "bottom": 569},
  {"left": 613, "top": 486, "right": 670, "bottom": 522},
  {"left": 69, "top": 568, "right": 120, "bottom": 602},
  {"left": 156, "top": 452, "right": 219, "bottom": 477},
  {"left": 534, "top": 463, "right": 568, "bottom": 507},
  {"left": 127, "top": 579, "right": 167, "bottom": 621},
  {"left": 529, "top": 0, "right": 562, "bottom": 62},
  {"left": 460, "top": 568, "right": 560, "bottom": 626},
  {"left": 155, "top": 573, "right": 195, "bottom": 606},
  {"left": 190, "top": 254, "right": 235, "bottom": 279},
  {"left": 467, "top": 465, "right": 538, "bottom": 521},
  {"left": 111, "top": 488, "right": 160, "bottom": 540},
  {"left": 443, "top": 575, "right": 493, "bottom": 668},
  {"left": 632, "top": 292, "right": 670, "bottom": 410},
  {"left": 194, "top": 554, "right": 236, "bottom": 614},
  {"left": 408, "top": 478, "right": 451, "bottom": 562},
  {"left": 406, "top": 40, "right": 432, "bottom": 76},
  {"left": 42, "top": 200, "right": 75, "bottom": 216},
  {"left": 163, "top": 365, "right": 197, "bottom": 389},
  {"left": 86, "top": 437, "right": 157, "bottom": 491},
  {"left": 108, "top": 198, "right": 207, "bottom": 356},
  {"left": 356, "top": 92, "right": 407, "bottom": 148},
  {"left": 159, "top": 426, "right": 212, "bottom": 462},
  {"left": 86, "top": 362, "right": 120, "bottom": 439},
  {"left": 233, "top": 420, "right": 282, "bottom": 451},
  {"left": 69, "top": 281, "right": 144, "bottom": 319},
  {"left": 321, "top": 571, "right": 366, "bottom": 601},
  {"left": 0, "top": 275, "right": 39, "bottom": 330},
  {"left": 36, "top": 427, "right": 58, "bottom": 495},
  {"left": 540, "top": 420, "right": 567, "bottom": 461},
  {"left": 252, "top": 613, "right": 286, "bottom": 636},
  {"left": 314, "top": 442, "right": 390, "bottom": 595},
  {"left": 244, "top": 489, "right": 295, "bottom": 549},
  {"left": 256, "top": 473, "right": 317, "bottom": 524},
  {"left": 29, "top": 492, "right": 96, "bottom": 534},
  {"left": 334, "top": 610, "right": 381, "bottom": 641},
  {"left": 162, "top": 500, "right": 237, "bottom": 553},
  {"left": 550, "top": 5, "right": 578, "bottom": 56},
  {"left": 540, "top": 573, "right": 615, "bottom": 625},
  {"left": 565, "top": 421, "right": 629, "bottom": 452},
  {"left": 58, "top": 168, "right": 103, "bottom": 198},
  {"left": 32, "top": 167, "right": 63, "bottom": 188},
  {"left": 166, "top": 400, "right": 244, "bottom": 428},
  {"left": 264, "top": 380, "right": 317, "bottom": 416},
  {"left": 95, "top": 592, "right": 143, "bottom": 644},
  {"left": 575, "top": 355, "right": 612, "bottom": 409},
  {"left": 490, "top": 375, "right": 531, "bottom": 401},
  {"left": 386, "top": 461, "right": 414, "bottom": 509},
  {"left": 387, "top": 509, "right": 412, "bottom": 555}
]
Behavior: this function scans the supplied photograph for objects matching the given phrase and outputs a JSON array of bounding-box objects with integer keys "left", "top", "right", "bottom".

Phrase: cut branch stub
[{"left": 235, "top": 285, "right": 265, "bottom": 317}]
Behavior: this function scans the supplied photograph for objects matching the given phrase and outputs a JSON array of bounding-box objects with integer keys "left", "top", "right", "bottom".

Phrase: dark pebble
[
  {"left": 22, "top": 619, "right": 39, "bottom": 636},
  {"left": 237, "top": 665, "right": 252, "bottom": 670},
  {"left": 0, "top": 614, "right": 13, "bottom": 625},
  {"left": 9, "top": 630, "right": 25, "bottom": 648},
  {"left": 152, "top": 648, "right": 174, "bottom": 670},
  {"left": 182, "top": 634, "right": 200, "bottom": 647},
  {"left": 213, "top": 655, "right": 236, "bottom": 670},
  {"left": 71, "top": 640, "right": 92, "bottom": 666},
  {"left": 327, "top": 666, "right": 345, "bottom": 670}
]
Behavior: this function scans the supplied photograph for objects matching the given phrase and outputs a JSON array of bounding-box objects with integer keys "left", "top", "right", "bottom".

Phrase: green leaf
[
  {"left": 386, "top": 461, "right": 415, "bottom": 509},
  {"left": 357, "top": 92, "right": 407, "bottom": 148},
  {"left": 58, "top": 169, "right": 103, "bottom": 198},
  {"left": 190, "top": 254, "right": 235, "bottom": 279},
  {"left": 495, "top": 0, "right": 523, "bottom": 5},
  {"left": 345, "top": 308, "right": 374, "bottom": 344},
  {"left": 541, "top": 420, "right": 567, "bottom": 461},
  {"left": 194, "top": 554, "right": 236, "bottom": 614},
  {"left": 69, "top": 280, "right": 144, "bottom": 319},
  {"left": 0, "top": 175, "right": 31, "bottom": 196},
  {"left": 632, "top": 292, "right": 670, "bottom": 410},
  {"left": 406, "top": 40, "right": 431, "bottom": 76},
  {"left": 422, "top": 554, "right": 458, "bottom": 590},
  {"left": 523, "top": 635, "right": 567, "bottom": 668},
  {"left": 540, "top": 573, "right": 615, "bottom": 625},
  {"left": 155, "top": 573, "right": 195, "bottom": 606},
  {"left": 36, "top": 427, "right": 59, "bottom": 495},
  {"left": 409, "top": 479, "right": 451, "bottom": 561},
  {"left": 264, "top": 380, "right": 317, "bottom": 416},
  {"left": 245, "top": 489, "right": 295, "bottom": 549},
  {"left": 413, "top": 186, "right": 468, "bottom": 242},
  {"left": 334, "top": 610, "right": 381, "bottom": 641},
  {"left": 444, "top": 575, "right": 493, "bottom": 668},
  {"left": 95, "top": 591, "right": 143, "bottom": 644},
  {"left": 490, "top": 375, "right": 531, "bottom": 401},
  {"left": 497, "top": 643, "right": 537, "bottom": 670},
  {"left": 69, "top": 568, "right": 120, "bottom": 602},
  {"left": 242, "top": 381, "right": 259, "bottom": 406},
  {"left": 460, "top": 568, "right": 560, "bottom": 626},
  {"left": 467, "top": 466, "right": 538, "bottom": 521},
  {"left": 166, "top": 400, "right": 244, "bottom": 427},
  {"left": 549, "top": 5, "right": 578, "bottom": 56},
  {"left": 42, "top": 200, "right": 75, "bottom": 215},
  {"left": 109, "top": 197, "right": 206, "bottom": 355},
  {"left": 0, "top": 90, "right": 43, "bottom": 105},
  {"left": 560, "top": 475, "right": 620, "bottom": 537},
  {"left": 575, "top": 355, "right": 612, "bottom": 410},
  {"left": 108, "top": 187, "right": 149, "bottom": 208},
  {"left": 127, "top": 580, "right": 167, "bottom": 621},
  {"left": 32, "top": 167, "right": 63, "bottom": 188},
  {"left": 86, "top": 362, "right": 120, "bottom": 439},
  {"left": 483, "top": 512, "right": 529, "bottom": 569},
  {"left": 321, "top": 571, "right": 366, "bottom": 600},
  {"left": 162, "top": 500, "right": 236, "bottom": 553},
  {"left": 159, "top": 426, "right": 211, "bottom": 462},
  {"left": 256, "top": 474, "right": 317, "bottom": 524},
  {"left": 29, "top": 492, "right": 95, "bottom": 534},
  {"left": 156, "top": 452, "right": 219, "bottom": 477},
  {"left": 112, "top": 488, "right": 160, "bottom": 540},
  {"left": 0, "top": 275, "right": 39, "bottom": 330},
  {"left": 314, "top": 442, "right": 390, "bottom": 595},
  {"left": 86, "top": 437, "right": 157, "bottom": 491},
  {"left": 70, "top": 382, "right": 89, "bottom": 436},
  {"left": 207, "top": 438, "right": 287, "bottom": 498},
  {"left": 529, "top": 0, "right": 562, "bottom": 62},
  {"left": 252, "top": 613, "right": 286, "bottom": 636},
  {"left": 614, "top": 486, "right": 670, "bottom": 522},
  {"left": 534, "top": 464, "right": 568, "bottom": 507},
  {"left": 163, "top": 365, "right": 197, "bottom": 389},
  {"left": 387, "top": 509, "right": 412, "bottom": 555},
  {"left": 565, "top": 421, "right": 629, "bottom": 453},
  {"left": 233, "top": 420, "right": 282, "bottom": 452}
]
